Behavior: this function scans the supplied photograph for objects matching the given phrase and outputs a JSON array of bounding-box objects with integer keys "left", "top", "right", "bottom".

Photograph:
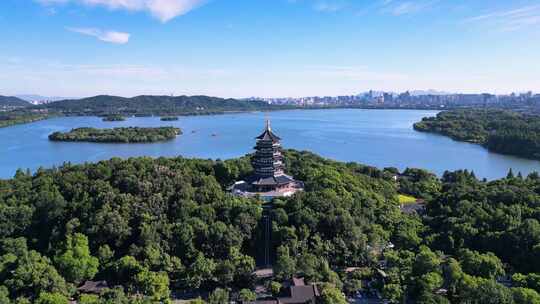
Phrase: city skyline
[{"left": 1, "top": 0, "right": 540, "bottom": 98}]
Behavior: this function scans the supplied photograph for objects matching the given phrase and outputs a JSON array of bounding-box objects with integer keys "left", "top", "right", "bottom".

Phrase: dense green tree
[
  {"left": 186, "top": 254, "right": 217, "bottom": 289},
  {"left": 512, "top": 287, "right": 540, "bottom": 304},
  {"left": 0, "top": 238, "right": 68, "bottom": 300},
  {"left": 512, "top": 273, "right": 540, "bottom": 294},
  {"left": 274, "top": 246, "right": 296, "bottom": 281},
  {"left": 320, "top": 285, "right": 348, "bottom": 304},
  {"left": 382, "top": 283, "right": 403, "bottom": 303},
  {"left": 34, "top": 293, "right": 68, "bottom": 304},
  {"left": 458, "top": 275, "right": 514, "bottom": 304},
  {"left": 343, "top": 278, "right": 362, "bottom": 296},
  {"left": 416, "top": 293, "right": 450, "bottom": 304},
  {"left": 237, "top": 289, "right": 256, "bottom": 302},
  {"left": 54, "top": 233, "right": 99, "bottom": 284},
  {"left": 78, "top": 294, "right": 101, "bottom": 304},
  {"left": 458, "top": 249, "right": 505, "bottom": 279},
  {"left": 413, "top": 246, "right": 441, "bottom": 276},
  {"left": 208, "top": 288, "right": 229, "bottom": 304},
  {"left": 0, "top": 286, "right": 10, "bottom": 304},
  {"left": 113, "top": 256, "right": 144, "bottom": 291},
  {"left": 267, "top": 281, "right": 282, "bottom": 296},
  {"left": 418, "top": 272, "right": 443, "bottom": 293},
  {"left": 97, "top": 245, "right": 114, "bottom": 269},
  {"left": 135, "top": 270, "right": 170, "bottom": 302},
  {"left": 99, "top": 287, "right": 130, "bottom": 304},
  {"left": 399, "top": 168, "right": 441, "bottom": 200}
]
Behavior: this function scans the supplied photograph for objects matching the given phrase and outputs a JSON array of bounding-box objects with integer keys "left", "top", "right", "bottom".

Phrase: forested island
[
  {"left": 49, "top": 127, "right": 181, "bottom": 143},
  {"left": 414, "top": 109, "right": 540, "bottom": 160},
  {"left": 1, "top": 151, "right": 540, "bottom": 303},
  {"left": 102, "top": 115, "right": 126, "bottom": 122},
  {"left": 160, "top": 116, "right": 179, "bottom": 121}
]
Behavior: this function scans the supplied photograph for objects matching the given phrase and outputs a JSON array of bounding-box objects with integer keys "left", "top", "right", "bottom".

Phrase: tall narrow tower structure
[
  {"left": 231, "top": 119, "right": 303, "bottom": 199},
  {"left": 252, "top": 120, "right": 284, "bottom": 179}
]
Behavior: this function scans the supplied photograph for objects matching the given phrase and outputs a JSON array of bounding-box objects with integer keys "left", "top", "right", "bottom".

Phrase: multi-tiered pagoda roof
[
  {"left": 231, "top": 119, "right": 303, "bottom": 200},
  {"left": 251, "top": 120, "right": 286, "bottom": 182}
]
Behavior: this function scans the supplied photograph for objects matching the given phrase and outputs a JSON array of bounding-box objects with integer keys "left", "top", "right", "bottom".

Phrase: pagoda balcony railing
[
  {"left": 255, "top": 144, "right": 281, "bottom": 149},
  {"left": 253, "top": 153, "right": 282, "bottom": 158},
  {"left": 252, "top": 162, "right": 283, "bottom": 168},
  {"left": 255, "top": 141, "right": 281, "bottom": 146},
  {"left": 254, "top": 166, "right": 283, "bottom": 172},
  {"left": 255, "top": 165, "right": 275, "bottom": 169},
  {"left": 253, "top": 158, "right": 277, "bottom": 163},
  {"left": 255, "top": 151, "right": 280, "bottom": 155},
  {"left": 255, "top": 146, "right": 281, "bottom": 151},
  {"left": 254, "top": 154, "right": 282, "bottom": 159},
  {"left": 253, "top": 162, "right": 274, "bottom": 166},
  {"left": 255, "top": 171, "right": 277, "bottom": 176},
  {"left": 255, "top": 146, "right": 279, "bottom": 151},
  {"left": 255, "top": 166, "right": 282, "bottom": 171}
]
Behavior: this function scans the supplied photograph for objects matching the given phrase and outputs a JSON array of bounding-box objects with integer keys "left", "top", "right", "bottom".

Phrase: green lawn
[{"left": 398, "top": 194, "right": 418, "bottom": 205}]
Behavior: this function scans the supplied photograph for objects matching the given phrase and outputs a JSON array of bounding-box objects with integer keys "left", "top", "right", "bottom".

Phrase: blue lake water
[{"left": 1, "top": 109, "right": 540, "bottom": 180}]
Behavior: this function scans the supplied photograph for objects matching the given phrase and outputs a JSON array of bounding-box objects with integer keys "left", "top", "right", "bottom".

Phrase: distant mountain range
[
  {"left": 38, "top": 95, "right": 283, "bottom": 116},
  {"left": 15, "top": 94, "right": 73, "bottom": 104},
  {"left": 360, "top": 90, "right": 454, "bottom": 96},
  {"left": 0, "top": 96, "right": 32, "bottom": 107},
  {"left": 408, "top": 90, "right": 454, "bottom": 96}
]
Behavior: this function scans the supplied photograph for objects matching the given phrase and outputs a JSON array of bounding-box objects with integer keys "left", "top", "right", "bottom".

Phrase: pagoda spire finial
[{"left": 266, "top": 118, "right": 271, "bottom": 131}]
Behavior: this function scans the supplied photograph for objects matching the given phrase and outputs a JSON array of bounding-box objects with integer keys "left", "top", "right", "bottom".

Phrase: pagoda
[{"left": 231, "top": 119, "right": 303, "bottom": 199}]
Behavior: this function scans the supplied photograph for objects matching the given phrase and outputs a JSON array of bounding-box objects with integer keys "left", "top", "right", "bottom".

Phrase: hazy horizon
[{"left": 5, "top": 89, "right": 539, "bottom": 102}]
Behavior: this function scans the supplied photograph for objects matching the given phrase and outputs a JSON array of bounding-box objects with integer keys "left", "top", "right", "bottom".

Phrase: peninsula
[
  {"left": 49, "top": 127, "right": 181, "bottom": 143},
  {"left": 414, "top": 109, "right": 540, "bottom": 160},
  {"left": 0, "top": 111, "right": 50, "bottom": 128}
]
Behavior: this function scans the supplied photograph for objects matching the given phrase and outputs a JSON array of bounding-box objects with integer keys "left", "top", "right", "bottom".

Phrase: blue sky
[{"left": 1, "top": 0, "right": 539, "bottom": 98}]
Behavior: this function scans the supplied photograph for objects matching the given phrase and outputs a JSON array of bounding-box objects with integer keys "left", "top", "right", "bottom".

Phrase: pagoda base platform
[{"left": 230, "top": 175, "right": 304, "bottom": 201}]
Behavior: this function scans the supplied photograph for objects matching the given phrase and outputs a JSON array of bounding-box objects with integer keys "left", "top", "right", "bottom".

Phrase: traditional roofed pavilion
[
  {"left": 231, "top": 119, "right": 303, "bottom": 200},
  {"left": 243, "top": 277, "right": 319, "bottom": 304}
]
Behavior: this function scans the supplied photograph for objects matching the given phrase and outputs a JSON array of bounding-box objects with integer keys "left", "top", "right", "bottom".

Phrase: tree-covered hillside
[
  {"left": 0, "top": 96, "right": 31, "bottom": 108},
  {"left": 414, "top": 109, "right": 540, "bottom": 160},
  {"left": 41, "top": 95, "right": 283, "bottom": 116},
  {"left": 0, "top": 151, "right": 539, "bottom": 303}
]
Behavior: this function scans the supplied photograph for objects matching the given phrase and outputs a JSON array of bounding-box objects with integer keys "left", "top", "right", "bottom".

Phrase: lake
[{"left": 1, "top": 109, "right": 539, "bottom": 180}]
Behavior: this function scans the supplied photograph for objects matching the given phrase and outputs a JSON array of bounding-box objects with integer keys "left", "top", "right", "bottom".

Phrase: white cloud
[
  {"left": 36, "top": 0, "right": 70, "bottom": 3},
  {"left": 67, "top": 27, "right": 130, "bottom": 44},
  {"left": 377, "top": 0, "right": 438, "bottom": 16},
  {"left": 313, "top": 1, "right": 347, "bottom": 13},
  {"left": 36, "top": 0, "right": 206, "bottom": 22},
  {"left": 291, "top": 0, "right": 437, "bottom": 16},
  {"left": 465, "top": 5, "right": 540, "bottom": 32},
  {"left": 146, "top": 0, "right": 205, "bottom": 22}
]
